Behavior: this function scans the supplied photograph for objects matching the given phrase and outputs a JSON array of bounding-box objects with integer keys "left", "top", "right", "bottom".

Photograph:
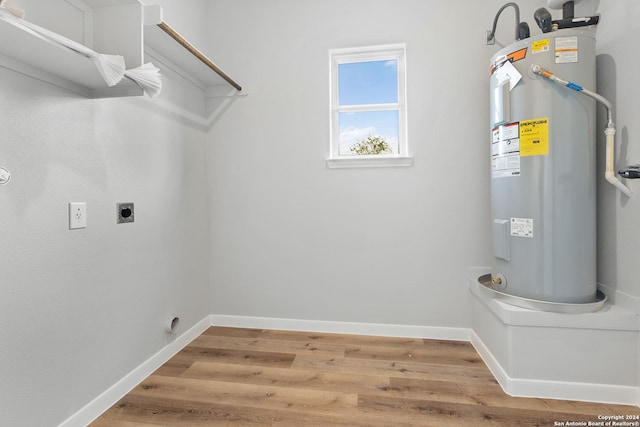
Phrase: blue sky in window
[
  {"left": 338, "top": 60, "right": 398, "bottom": 105},
  {"left": 338, "top": 60, "right": 399, "bottom": 155}
]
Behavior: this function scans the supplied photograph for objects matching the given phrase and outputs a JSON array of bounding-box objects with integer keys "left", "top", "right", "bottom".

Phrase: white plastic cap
[{"left": 547, "top": 0, "right": 582, "bottom": 9}]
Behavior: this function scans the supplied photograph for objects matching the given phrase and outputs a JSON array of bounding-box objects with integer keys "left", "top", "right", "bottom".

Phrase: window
[{"left": 328, "top": 44, "right": 411, "bottom": 168}]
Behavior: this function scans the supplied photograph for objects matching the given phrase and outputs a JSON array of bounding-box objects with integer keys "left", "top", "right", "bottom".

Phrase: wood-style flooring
[{"left": 91, "top": 326, "right": 640, "bottom": 426}]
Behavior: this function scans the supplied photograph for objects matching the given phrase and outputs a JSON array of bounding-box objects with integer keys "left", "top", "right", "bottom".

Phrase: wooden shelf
[
  {"left": 0, "top": 22, "right": 141, "bottom": 97},
  {"left": 0, "top": 1, "right": 242, "bottom": 99},
  {"left": 143, "top": 5, "right": 242, "bottom": 96}
]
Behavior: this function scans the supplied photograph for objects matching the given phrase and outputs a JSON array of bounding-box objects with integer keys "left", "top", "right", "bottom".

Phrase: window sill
[{"left": 326, "top": 156, "right": 414, "bottom": 169}]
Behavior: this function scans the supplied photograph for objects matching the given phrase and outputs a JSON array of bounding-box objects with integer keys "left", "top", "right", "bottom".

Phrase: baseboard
[
  {"left": 598, "top": 282, "right": 640, "bottom": 316},
  {"left": 58, "top": 316, "right": 212, "bottom": 427},
  {"left": 58, "top": 315, "right": 469, "bottom": 426},
  {"left": 470, "top": 331, "right": 640, "bottom": 407},
  {"left": 59, "top": 314, "right": 639, "bottom": 426},
  {"left": 469, "top": 329, "right": 510, "bottom": 392},
  {"left": 210, "top": 314, "right": 471, "bottom": 341}
]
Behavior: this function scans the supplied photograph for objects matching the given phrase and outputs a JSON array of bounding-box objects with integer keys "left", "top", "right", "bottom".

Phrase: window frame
[{"left": 328, "top": 44, "right": 412, "bottom": 168}]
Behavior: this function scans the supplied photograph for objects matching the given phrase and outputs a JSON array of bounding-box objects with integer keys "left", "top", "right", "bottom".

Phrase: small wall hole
[{"left": 167, "top": 316, "right": 179, "bottom": 334}]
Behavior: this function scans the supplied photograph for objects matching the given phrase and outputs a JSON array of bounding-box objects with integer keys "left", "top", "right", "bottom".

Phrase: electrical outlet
[
  {"left": 117, "top": 202, "right": 134, "bottom": 224},
  {"left": 69, "top": 202, "right": 86, "bottom": 229}
]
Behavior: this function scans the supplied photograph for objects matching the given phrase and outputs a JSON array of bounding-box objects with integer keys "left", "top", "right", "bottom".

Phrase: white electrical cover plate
[{"left": 69, "top": 202, "right": 87, "bottom": 229}]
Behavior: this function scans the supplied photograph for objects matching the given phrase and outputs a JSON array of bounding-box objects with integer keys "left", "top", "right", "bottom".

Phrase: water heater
[{"left": 488, "top": 28, "right": 598, "bottom": 304}]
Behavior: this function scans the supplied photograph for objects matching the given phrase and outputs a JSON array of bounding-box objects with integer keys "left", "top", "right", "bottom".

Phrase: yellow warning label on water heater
[
  {"left": 532, "top": 39, "right": 550, "bottom": 54},
  {"left": 519, "top": 118, "right": 549, "bottom": 156}
]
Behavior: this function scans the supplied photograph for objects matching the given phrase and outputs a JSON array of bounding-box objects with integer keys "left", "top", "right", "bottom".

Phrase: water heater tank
[{"left": 489, "top": 28, "right": 597, "bottom": 304}]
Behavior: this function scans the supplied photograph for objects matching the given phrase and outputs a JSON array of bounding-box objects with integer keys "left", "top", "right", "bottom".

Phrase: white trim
[
  {"left": 338, "top": 103, "right": 401, "bottom": 113},
  {"left": 60, "top": 314, "right": 640, "bottom": 425},
  {"left": 59, "top": 315, "right": 469, "bottom": 425},
  {"left": 210, "top": 314, "right": 470, "bottom": 341},
  {"left": 470, "top": 331, "right": 640, "bottom": 406},
  {"left": 326, "top": 156, "right": 413, "bottom": 169},
  {"left": 58, "top": 316, "right": 212, "bottom": 427},
  {"left": 469, "top": 330, "right": 510, "bottom": 392},
  {"left": 597, "top": 282, "right": 640, "bottom": 316}
]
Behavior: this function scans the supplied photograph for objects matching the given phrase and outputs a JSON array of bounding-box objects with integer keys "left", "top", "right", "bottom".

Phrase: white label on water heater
[
  {"left": 555, "top": 36, "right": 578, "bottom": 64},
  {"left": 511, "top": 217, "right": 533, "bottom": 238},
  {"left": 491, "top": 122, "right": 520, "bottom": 178}
]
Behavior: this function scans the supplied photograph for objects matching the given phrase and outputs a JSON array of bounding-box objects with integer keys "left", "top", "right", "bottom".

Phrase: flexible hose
[{"left": 488, "top": 2, "right": 521, "bottom": 43}]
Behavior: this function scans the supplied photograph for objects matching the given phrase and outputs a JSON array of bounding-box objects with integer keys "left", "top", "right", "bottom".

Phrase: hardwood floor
[{"left": 92, "top": 327, "right": 640, "bottom": 426}]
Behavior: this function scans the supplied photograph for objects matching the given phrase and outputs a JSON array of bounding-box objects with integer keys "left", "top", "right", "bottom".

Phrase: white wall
[
  {"left": 0, "top": 2, "right": 212, "bottom": 425},
  {"left": 3, "top": 0, "right": 639, "bottom": 424},
  {"left": 206, "top": 0, "right": 639, "bottom": 323},
  {"left": 205, "top": 0, "right": 511, "bottom": 328},
  {"left": 594, "top": 1, "right": 640, "bottom": 304},
  {"left": 594, "top": 2, "right": 640, "bottom": 397}
]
